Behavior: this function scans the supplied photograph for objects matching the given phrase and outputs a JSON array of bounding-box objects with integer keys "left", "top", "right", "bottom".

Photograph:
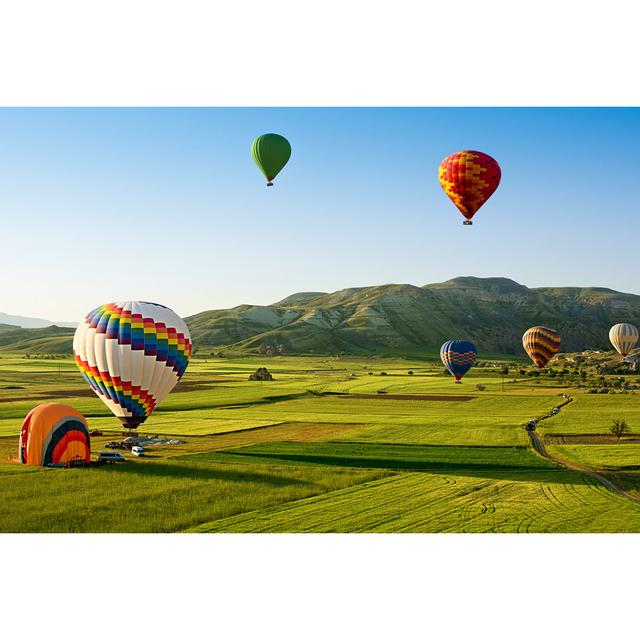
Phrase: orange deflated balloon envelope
[
  {"left": 19, "top": 403, "right": 90, "bottom": 466},
  {"left": 522, "top": 326, "right": 561, "bottom": 368},
  {"left": 438, "top": 150, "right": 501, "bottom": 225}
]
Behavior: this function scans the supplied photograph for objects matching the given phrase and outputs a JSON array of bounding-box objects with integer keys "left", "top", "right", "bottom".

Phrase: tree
[
  {"left": 610, "top": 419, "right": 631, "bottom": 441},
  {"left": 500, "top": 365, "right": 509, "bottom": 376}
]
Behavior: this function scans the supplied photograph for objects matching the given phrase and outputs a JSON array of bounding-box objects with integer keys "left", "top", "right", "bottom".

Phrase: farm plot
[{"left": 191, "top": 468, "right": 640, "bottom": 533}]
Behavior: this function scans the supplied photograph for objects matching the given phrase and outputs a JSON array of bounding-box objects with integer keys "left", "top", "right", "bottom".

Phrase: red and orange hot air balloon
[{"left": 438, "top": 150, "right": 501, "bottom": 225}]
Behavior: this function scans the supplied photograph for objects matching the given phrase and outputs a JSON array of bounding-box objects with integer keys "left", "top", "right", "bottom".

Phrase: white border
[{"left": 1, "top": 1, "right": 639, "bottom": 637}]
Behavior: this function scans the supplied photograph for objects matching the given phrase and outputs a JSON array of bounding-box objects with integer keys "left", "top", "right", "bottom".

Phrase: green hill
[
  {"left": 0, "top": 325, "right": 76, "bottom": 354},
  {"left": 186, "top": 277, "right": 640, "bottom": 355},
  {"left": 4, "top": 277, "right": 640, "bottom": 356}
]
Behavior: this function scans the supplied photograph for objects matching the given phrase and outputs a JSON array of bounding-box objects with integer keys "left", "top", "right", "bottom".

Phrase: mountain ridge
[
  {"left": 185, "top": 277, "right": 640, "bottom": 355},
  {"left": 3, "top": 277, "right": 640, "bottom": 356},
  {"left": 0, "top": 311, "right": 77, "bottom": 329}
]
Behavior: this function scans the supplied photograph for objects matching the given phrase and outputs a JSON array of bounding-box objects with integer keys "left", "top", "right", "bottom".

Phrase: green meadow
[{"left": 2, "top": 353, "right": 640, "bottom": 532}]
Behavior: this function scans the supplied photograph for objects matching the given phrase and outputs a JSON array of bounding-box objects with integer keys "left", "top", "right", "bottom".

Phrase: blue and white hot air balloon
[{"left": 440, "top": 340, "right": 477, "bottom": 383}]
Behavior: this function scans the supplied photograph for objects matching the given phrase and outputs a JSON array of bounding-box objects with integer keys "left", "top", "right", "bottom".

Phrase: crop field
[{"left": 2, "top": 353, "right": 640, "bottom": 532}]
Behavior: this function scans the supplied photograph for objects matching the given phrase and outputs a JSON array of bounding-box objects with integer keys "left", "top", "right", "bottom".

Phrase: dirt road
[{"left": 527, "top": 397, "right": 640, "bottom": 503}]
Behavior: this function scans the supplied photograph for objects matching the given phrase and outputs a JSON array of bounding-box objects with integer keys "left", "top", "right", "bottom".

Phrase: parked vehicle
[
  {"left": 105, "top": 441, "right": 126, "bottom": 450},
  {"left": 97, "top": 451, "right": 126, "bottom": 464},
  {"left": 526, "top": 420, "right": 536, "bottom": 431},
  {"left": 131, "top": 446, "right": 145, "bottom": 457},
  {"left": 551, "top": 407, "right": 559, "bottom": 415}
]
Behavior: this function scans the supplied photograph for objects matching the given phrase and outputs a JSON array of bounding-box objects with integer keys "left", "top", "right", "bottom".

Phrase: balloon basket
[
  {"left": 462, "top": 220, "right": 473, "bottom": 225},
  {"left": 455, "top": 380, "right": 462, "bottom": 384},
  {"left": 266, "top": 181, "right": 274, "bottom": 187}
]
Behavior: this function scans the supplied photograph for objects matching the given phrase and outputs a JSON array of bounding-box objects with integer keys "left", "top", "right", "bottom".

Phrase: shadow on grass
[
  {"left": 100, "top": 461, "right": 317, "bottom": 487},
  {"left": 216, "top": 448, "right": 589, "bottom": 485}
]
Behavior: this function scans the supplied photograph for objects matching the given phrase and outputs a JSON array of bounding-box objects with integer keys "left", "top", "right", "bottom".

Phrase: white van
[
  {"left": 131, "top": 446, "right": 145, "bottom": 457},
  {"left": 98, "top": 451, "right": 126, "bottom": 464}
]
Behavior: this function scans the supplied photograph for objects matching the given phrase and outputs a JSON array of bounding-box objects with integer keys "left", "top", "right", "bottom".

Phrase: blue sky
[{"left": 0, "top": 107, "right": 638, "bottom": 321}]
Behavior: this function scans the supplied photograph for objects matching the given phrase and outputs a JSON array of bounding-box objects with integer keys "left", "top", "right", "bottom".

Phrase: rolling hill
[
  {"left": 4, "top": 277, "right": 640, "bottom": 356},
  {"left": 186, "top": 277, "right": 640, "bottom": 355},
  {"left": 0, "top": 324, "right": 76, "bottom": 354}
]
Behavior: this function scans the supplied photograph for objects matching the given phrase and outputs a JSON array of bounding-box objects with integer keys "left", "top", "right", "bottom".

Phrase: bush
[
  {"left": 380, "top": 372, "right": 388, "bottom": 376},
  {"left": 476, "top": 384, "right": 486, "bottom": 391},
  {"left": 408, "top": 370, "right": 414, "bottom": 375},
  {"left": 611, "top": 419, "right": 631, "bottom": 440}
]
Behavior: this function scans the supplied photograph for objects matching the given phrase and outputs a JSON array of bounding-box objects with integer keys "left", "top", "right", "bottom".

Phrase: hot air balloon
[
  {"left": 251, "top": 133, "right": 291, "bottom": 186},
  {"left": 19, "top": 403, "right": 90, "bottom": 466},
  {"left": 440, "top": 339, "right": 477, "bottom": 383},
  {"left": 522, "top": 326, "right": 560, "bottom": 368},
  {"left": 73, "top": 302, "right": 192, "bottom": 430},
  {"left": 438, "top": 150, "right": 501, "bottom": 225},
  {"left": 609, "top": 323, "right": 639, "bottom": 358}
]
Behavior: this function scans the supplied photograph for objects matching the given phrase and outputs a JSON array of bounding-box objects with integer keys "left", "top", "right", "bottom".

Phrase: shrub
[
  {"left": 611, "top": 419, "right": 631, "bottom": 440},
  {"left": 476, "top": 384, "right": 486, "bottom": 391}
]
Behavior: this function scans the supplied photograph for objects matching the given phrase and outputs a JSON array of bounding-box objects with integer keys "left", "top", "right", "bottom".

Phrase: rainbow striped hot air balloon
[
  {"left": 73, "top": 302, "right": 192, "bottom": 430},
  {"left": 438, "top": 150, "right": 501, "bottom": 225},
  {"left": 522, "top": 326, "right": 560, "bottom": 368},
  {"left": 440, "top": 340, "right": 477, "bottom": 383},
  {"left": 19, "top": 403, "right": 90, "bottom": 467},
  {"left": 609, "top": 323, "right": 639, "bottom": 358}
]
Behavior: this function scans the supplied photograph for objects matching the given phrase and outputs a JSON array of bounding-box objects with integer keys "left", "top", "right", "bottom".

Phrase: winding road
[
  {"left": 527, "top": 396, "right": 640, "bottom": 503},
  {"left": 526, "top": 395, "right": 640, "bottom": 504}
]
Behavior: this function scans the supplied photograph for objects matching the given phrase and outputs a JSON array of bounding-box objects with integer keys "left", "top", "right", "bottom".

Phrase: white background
[{"left": 1, "top": 1, "right": 639, "bottom": 638}]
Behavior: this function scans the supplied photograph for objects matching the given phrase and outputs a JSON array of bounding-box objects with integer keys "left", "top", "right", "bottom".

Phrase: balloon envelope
[
  {"left": 440, "top": 339, "right": 477, "bottom": 381},
  {"left": 522, "top": 326, "right": 560, "bottom": 368},
  {"left": 251, "top": 133, "right": 291, "bottom": 185},
  {"left": 73, "top": 302, "right": 192, "bottom": 429},
  {"left": 609, "top": 323, "right": 639, "bottom": 357},
  {"left": 19, "top": 403, "right": 90, "bottom": 466},
  {"left": 438, "top": 150, "right": 501, "bottom": 224}
]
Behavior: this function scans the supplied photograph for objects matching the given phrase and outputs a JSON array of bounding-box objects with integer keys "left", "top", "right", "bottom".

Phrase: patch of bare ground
[
  {"left": 161, "top": 422, "right": 368, "bottom": 456},
  {"left": 544, "top": 434, "right": 640, "bottom": 445},
  {"left": 343, "top": 394, "right": 475, "bottom": 401},
  {"left": 0, "top": 381, "right": 220, "bottom": 403}
]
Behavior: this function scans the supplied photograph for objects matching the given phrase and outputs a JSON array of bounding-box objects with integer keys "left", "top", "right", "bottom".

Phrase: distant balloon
[
  {"left": 522, "top": 326, "right": 560, "bottom": 368},
  {"left": 73, "top": 302, "right": 192, "bottom": 430},
  {"left": 609, "top": 323, "right": 639, "bottom": 358},
  {"left": 438, "top": 150, "right": 501, "bottom": 225},
  {"left": 440, "top": 339, "right": 477, "bottom": 382},
  {"left": 251, "top": 133, "right": 291, "bottom": 186}
]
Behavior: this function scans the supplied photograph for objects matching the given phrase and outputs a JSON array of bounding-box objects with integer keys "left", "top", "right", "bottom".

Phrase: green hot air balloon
[{"left": 251, "top": 133, "right": 291, "bottom": 186}]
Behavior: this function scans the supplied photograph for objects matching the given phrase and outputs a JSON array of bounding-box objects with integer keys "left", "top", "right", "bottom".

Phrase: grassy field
[{"left": 2, "top": 353, "right": 640, "bottom": 532}]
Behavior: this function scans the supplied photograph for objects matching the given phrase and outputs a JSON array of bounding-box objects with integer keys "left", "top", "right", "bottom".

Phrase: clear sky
[{"left": 1, "top": 107, "right": 638, "bottom": 322}]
